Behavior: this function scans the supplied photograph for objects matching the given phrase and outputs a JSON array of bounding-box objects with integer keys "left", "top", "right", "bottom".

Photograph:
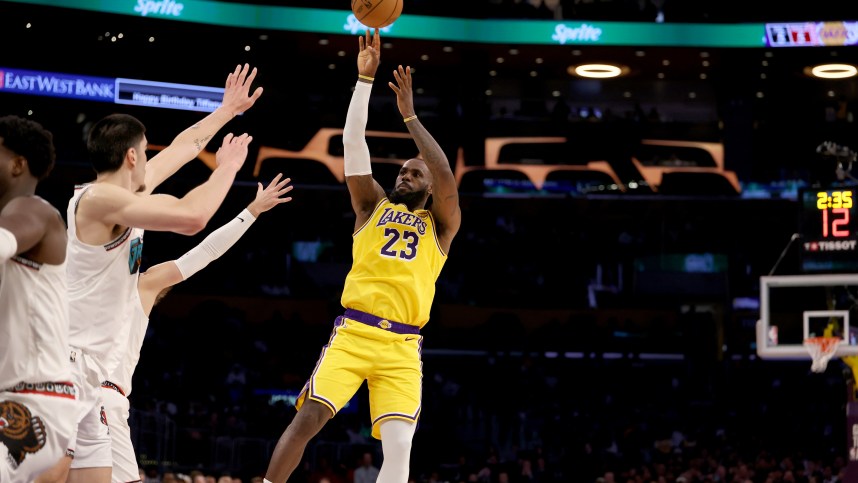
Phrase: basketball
[{"left": 351, "top": 0, "right": 403, "bottom": 29}]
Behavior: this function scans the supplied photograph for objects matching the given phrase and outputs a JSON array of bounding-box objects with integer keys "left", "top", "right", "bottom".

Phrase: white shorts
[
  {"left": 0, "top": 382, "right": 80, "bottom": 483},
  {"left": 68, "top": 349, "right": 112, "bottom": 469},
  {"left": 101, "top": 385, "right": 140, "bottom": 483}
]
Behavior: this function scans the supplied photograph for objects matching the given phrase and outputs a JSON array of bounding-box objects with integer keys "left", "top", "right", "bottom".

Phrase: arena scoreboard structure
[{"left": 800, "top": 187, "right": 858, "bottom": 272}]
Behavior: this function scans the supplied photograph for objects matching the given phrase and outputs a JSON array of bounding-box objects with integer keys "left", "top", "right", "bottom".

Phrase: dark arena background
[{"left": 2, "top": 0, "right": 858, "bottom": 481}]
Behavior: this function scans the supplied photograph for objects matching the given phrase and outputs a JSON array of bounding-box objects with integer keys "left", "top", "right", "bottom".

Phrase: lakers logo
[
  {"left": 376, "top": 208, "right": 427, "bottom": 235},
  {"left": 0, "top": 400, "right": 47, "bottom": 468},
  {"left": 378, "top": 319, "right": 392, "bottom": 330}
]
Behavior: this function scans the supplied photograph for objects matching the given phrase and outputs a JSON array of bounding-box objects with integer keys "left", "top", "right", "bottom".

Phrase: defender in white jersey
[
  {"left": 65, "top": 186, "right": 143, "bottom": 479},
  {"left": 0, "top": 115, "right": 81, "bottom": 483},
  {"left": 99, "top": 174, "right": 292, "bottom": 483},
  {"left": 65, "top": 64, "right": 263, "bottom": 483}
]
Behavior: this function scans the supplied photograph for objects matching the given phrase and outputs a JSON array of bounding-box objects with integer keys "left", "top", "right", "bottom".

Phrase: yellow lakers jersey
[{"left": 341, "top": 198, "right": 448, "bottom": 328}]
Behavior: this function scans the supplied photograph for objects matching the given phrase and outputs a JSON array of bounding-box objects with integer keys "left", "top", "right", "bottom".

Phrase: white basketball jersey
[
  {"left": 103, "top": 301, "right": 148, "bottom": 396},
  {"left": 0, "top": 200, "right": 72, "bottom": 387},
  {"left": 67, "top": 184, "right": 145, "bottom": 381}
]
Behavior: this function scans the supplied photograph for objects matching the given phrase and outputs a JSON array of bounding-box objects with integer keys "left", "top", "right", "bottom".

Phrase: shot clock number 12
[{"left": 817, "top": 190, "right": 853, "bottom": 237}]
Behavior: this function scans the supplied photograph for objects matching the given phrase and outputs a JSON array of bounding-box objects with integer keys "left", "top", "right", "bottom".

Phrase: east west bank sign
[
  {"left": 0, "top": 68, "right": 114, "bottom": 102},
  {"left": 0, "top": 66, "right": 225, "bottom": 113}
]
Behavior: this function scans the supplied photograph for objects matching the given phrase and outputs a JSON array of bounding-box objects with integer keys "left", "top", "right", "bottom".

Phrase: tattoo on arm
[
  {"left": 410, "top": 127, "right": 448, "bottom": 176},
  {"left": 193, "top": 134, "right": 212, "bottom": 152},
  {"left": 408, "top": 124, "right": 460, "bottom": 215}
]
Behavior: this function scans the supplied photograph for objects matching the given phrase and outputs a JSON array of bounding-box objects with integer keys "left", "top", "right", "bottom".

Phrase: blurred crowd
[{"left": 129, "top": 303, "right": 852, "bottom": 482}]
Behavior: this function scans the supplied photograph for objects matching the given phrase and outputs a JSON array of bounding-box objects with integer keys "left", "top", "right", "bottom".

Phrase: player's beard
[
  {"left": 387, "top": 189, "right": 427, "bottom": 209},
  {"left": 389, "top": 187, "right": 427, "bottom": 209}
]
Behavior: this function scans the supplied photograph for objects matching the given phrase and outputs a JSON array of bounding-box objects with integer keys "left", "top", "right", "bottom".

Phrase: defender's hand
[
  {"left": 248, "top": 173, "right": 294, "bottom": 217},
  {"left": 221, "top": 64, "right": 264, "bottom": 116},
  {"left": 215, "top": 133, "right": 252, "bottom": 172}
]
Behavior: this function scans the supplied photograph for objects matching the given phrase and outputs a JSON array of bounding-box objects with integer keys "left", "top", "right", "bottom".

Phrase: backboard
[{"left": 756, "top": 274, "right": 858, "bottom": 360}]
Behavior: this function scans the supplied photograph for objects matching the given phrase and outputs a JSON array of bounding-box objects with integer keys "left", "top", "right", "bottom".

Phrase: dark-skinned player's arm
[
  {"left": 389, "top": 65, "right": 461, "bottom": 253},
  {"left": 0, "top": 197, "right": 62, "bottom": 264},
  {"left": 344, "top": 28, "right": 386, "bottom": 232},
  {"left": 137, "top": 174, "right": 292, "bottom": 315},
  {"left": 143, "top": 64, "right": 263, "bottom": 195}
]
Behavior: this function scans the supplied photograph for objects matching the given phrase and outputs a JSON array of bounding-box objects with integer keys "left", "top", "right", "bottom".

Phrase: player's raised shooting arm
[
  {"left": 345, "top": 29, "right": 385, "bottom": 229},
  {"left": 344, "top": 95, "right": 385, "bottom": 221},
  {"left": 143, "top": 64, "right": 263, "bottom": 195},
  {"left": 345, "top": 174, "right": 385, "bottom": 230},
  {"left": 389, "top": 65, "right": 461, "bottom": 249}
]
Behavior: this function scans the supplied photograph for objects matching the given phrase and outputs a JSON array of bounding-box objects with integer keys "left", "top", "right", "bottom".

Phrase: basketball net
[{"left": 804, "top": 336, "right": 842, "bottom": 373}]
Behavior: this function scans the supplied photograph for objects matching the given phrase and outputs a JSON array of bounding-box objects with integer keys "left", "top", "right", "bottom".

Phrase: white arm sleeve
[
  {"left": 0, "top": 227, "right": 17, "bottom": 264},
  {"left": 174, "top": 209, "right": 256, "bottom": 280},
  {"left": 343, "top": 81, "right": 373, "bottom": 176}
]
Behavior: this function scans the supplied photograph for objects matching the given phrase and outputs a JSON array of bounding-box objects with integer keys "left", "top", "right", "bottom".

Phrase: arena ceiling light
[
  {"left": 568, "top": 64, "right": 627, "bottom": 79},
  {"left": 808, "top": 64, "right": 857, "bottom": 79}
]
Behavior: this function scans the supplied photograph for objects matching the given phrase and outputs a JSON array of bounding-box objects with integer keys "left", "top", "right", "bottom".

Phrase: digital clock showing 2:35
[{"left": 800, "top": 187, "right": 858, "bottom": 272}]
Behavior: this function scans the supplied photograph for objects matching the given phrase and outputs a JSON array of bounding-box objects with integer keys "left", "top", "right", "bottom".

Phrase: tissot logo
[
  {"left": 134, "top": 0, "right": 184, "bottom": 17},
  {"left": 804, "top": 240, "right": 858, "bottom": 252}
]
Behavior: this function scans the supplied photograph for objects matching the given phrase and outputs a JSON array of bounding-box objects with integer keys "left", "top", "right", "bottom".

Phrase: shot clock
[{"left": 800, "top": 187, "right": 858, "bottom": 272}]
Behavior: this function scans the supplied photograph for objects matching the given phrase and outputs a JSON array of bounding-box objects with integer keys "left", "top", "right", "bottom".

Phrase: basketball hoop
[{"left": 804, "top": 336, "right": 842, "bottom": 373}]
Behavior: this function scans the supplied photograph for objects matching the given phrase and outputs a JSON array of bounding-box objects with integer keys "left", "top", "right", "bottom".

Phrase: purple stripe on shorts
[
  {"left": 304, "top": 317, "right": 347, "bottom": 415},
  {"left": 344, "top": 309, "right": 420, "bottom": 335},
  {"left": 372, "top": 408, "right": 421, "bottom": 426}
]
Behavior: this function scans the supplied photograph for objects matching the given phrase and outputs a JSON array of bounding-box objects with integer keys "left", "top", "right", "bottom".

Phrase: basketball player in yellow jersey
[{"left": 264, "top": 29, "right": 461, "bottom": 483}]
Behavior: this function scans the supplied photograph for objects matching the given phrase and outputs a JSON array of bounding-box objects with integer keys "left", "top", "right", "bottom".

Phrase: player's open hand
[
  {"left": 358, "top": 29, "right": 381, "bottom": 78},
  {"left": 215, "top": 133, "right": 252, "bottom": 172},
  {"left": 388, "top": 65, "right": 415, "bottom": 119},
  {"left": 248, "top": 173, "right": 293, "bottom": 217},
  {"left": 222, "top": 63, "right": 264, "bottom": 116}
]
